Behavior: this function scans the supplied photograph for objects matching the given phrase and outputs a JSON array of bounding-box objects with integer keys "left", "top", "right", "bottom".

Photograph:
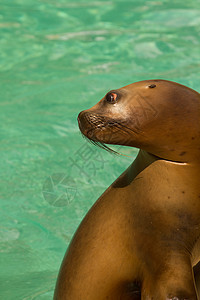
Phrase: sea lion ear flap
[{"left": 148, "top": 84, "right": 156, "bottom": 89}]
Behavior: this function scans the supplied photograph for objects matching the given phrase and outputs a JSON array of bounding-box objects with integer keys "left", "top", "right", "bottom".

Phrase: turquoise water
[{"left": 0, "top": 0, "right": 200, "bottom": 299}]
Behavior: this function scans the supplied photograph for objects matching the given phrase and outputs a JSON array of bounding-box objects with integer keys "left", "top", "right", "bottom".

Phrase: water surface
[{"left": 0, "top": 0, "right": 200, "bottom": 299}]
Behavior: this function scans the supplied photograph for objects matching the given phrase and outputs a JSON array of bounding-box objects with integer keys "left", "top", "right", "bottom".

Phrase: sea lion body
[{"left": 54, "top": 80, "right": 200, "bottom": 300}]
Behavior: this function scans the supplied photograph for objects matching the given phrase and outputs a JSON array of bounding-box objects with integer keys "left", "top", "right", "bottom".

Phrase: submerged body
[{"left": 54, "top": 80, "right": 200, "bottom": 299}]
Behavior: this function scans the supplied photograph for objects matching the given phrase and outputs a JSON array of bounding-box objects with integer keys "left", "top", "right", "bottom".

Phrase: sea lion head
[{"left": 78, "top": 80, "right": 200, "bottom": 162}]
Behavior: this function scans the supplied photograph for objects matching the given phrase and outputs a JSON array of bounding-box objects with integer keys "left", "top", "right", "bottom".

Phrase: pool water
[{"left": 0, "top": 0, "right": 200, "bottom": 299}]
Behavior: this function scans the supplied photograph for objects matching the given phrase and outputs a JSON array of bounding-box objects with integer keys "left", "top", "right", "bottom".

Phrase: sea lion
[{"left": 54, "top": 79, "right": 200, "bottom": 300}]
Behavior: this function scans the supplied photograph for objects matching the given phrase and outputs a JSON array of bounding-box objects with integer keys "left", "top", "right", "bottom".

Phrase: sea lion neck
[
  {"left": 128, "top": 150, "right": 189, "bottom": 179},
  {"left": 112, "top": 149, "right": 198, "bottom": 191},
  {"left": 111, "top": 150, "right": 158, "bottom": 189}
]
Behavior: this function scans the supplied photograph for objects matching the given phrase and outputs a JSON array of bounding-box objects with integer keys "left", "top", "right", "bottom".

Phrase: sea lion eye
[{"left": 106, "top": 92, "right": 118, "bottom": 103}]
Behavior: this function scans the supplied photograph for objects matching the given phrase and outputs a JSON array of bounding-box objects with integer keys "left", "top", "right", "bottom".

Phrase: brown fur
[{"left": 54, "top": 80, "right": 200, "bottom": 300}]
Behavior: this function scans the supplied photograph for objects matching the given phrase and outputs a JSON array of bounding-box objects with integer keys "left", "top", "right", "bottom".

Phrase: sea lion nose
[
  {"left": 77, "top": 111, "right": 83, "bottom": 129},
  {"left": 77, "top": 111, "right": 83, "bottom": 125},
  {"left": 77, "top": 111, "right": 88, "bottom": 134}
]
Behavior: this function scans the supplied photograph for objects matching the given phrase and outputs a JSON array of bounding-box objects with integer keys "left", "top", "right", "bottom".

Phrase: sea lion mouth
[
  {"left": 81, "top": 112, "right": 115, "bottom": 129},
  {"left": 78, "top": 111, "right": 139, "bottom": 140},
  {"left": 78, "top": 111, "right": 139, "bottom": 154},
  {"left": 78, "top": 111, "right": 123, "bottom": 153}
]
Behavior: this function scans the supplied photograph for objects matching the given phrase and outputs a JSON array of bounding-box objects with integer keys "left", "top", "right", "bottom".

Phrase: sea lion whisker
[
  {"left": 103, "top": 119, "right": 143, "bottom": 136},
  {"left": 119, "top": 122, "right": 145, "bottom": 136},
  {"left": 92, "top": 121, "right": 132, "bottom": 145},
  {"left": 80, "top": 131, "right": 120, "bottom": 155},
  {"left": 108, "top": 122, "right": 141, "bottom": 144}
]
